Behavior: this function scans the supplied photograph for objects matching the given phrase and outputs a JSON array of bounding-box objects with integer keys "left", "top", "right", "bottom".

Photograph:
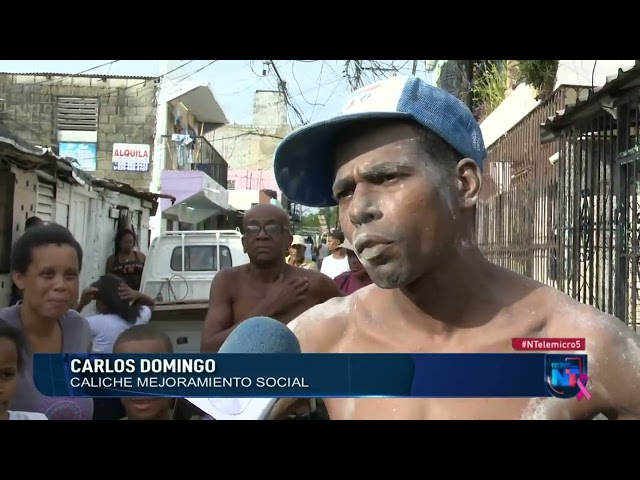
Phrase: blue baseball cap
[{"left": 273, "top": 75, "right": 487, "bottom": 207}]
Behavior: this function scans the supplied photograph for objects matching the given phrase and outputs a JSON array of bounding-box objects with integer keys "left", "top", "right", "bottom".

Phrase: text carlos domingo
[{"left": 69, "top": 358, "right": 309, "bottom": 389}]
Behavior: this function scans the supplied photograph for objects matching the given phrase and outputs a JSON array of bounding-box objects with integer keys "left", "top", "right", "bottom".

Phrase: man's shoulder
[
  {"left": 298, "top": 265, "right": 328, "bottom": 281},
  {"left": 289, "top": 285, "right": 380, "bottom": 352},
  {"left": 288, "top": 294, "right": 353, "bottom": 352},
  {"left": 215, "top": 265, "right": 247, "bottom": 281},
  {"left": 539, "top": 286, "right": 632, "bottom": 351}
]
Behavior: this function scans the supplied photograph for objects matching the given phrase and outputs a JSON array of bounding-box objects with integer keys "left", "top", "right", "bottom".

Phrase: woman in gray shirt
[{"left": 0, "top": 224, "right": 93, "bottom": 420}]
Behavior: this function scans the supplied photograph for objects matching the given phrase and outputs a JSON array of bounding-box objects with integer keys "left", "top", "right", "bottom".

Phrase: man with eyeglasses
[{"left": 200, "top": 203, "right": 343, "bottom": 354}]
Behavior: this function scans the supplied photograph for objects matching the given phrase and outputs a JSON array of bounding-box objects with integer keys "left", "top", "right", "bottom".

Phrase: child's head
[
  {"left": 114, "top": 325, "right": 174, "bottom": 420},
  {"left": 0, "top": 321, "right": 26, "bottom": 419},
  {"left": 92, "top": 274, "right": 140, "bottom": 323}
]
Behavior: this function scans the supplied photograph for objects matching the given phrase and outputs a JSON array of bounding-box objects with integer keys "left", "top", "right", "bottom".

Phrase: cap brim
[
  {"left": 337, "top": 241, "right": 354, "bottom": 251},
  {"left": 274, "top": 111, "right": 410, "bottom": 207}
]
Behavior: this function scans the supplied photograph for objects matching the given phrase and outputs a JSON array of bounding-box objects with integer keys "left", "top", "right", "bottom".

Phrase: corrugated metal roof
[
  {"left": 540, "top": 63, "right": 640, "bottom": 143},
  {"left": 0, "top": 71, "right": 158, "bottom": 80},
  {"left": 0, "top": 125, "right": 173, "bottom": 206}
]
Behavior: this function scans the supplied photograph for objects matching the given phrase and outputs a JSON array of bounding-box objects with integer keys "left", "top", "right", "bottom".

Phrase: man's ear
[
  {"left": 241, "top": 236, "right": 247, "bottom": 254},
  {"left": 12, "top": 271, "right": 24, "bottom": 290},
  {"left": 455, "top": 158, "right": 482, "bottom": 208}
]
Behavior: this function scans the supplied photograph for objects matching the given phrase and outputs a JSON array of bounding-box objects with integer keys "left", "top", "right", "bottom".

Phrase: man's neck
[
  {"left": 332, "top": 250, "right": 345, "bottom": 259},
  {"left": 20, "top": 303, "right": 59, "bottom": 337},
  {"left": 248, "top": 262, "right": 286, "bottom": 283},
  {"left": 395, "top": 244, "right": 495, "bottom": 334}
]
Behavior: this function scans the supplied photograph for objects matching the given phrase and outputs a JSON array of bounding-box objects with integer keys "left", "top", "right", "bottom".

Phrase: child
[
  {"left": 81, "top": 274, "right": 155, "bottom": 421},
  {"left": 0, "top": 321, "right": 47, "bottom": 420},
  {"left": 113, "top": 325, "right": 175, "bottom": 420}
]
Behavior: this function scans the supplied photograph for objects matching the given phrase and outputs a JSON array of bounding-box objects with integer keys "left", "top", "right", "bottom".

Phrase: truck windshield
[{"left": 170, "top": 245, "right": 232, "bottom": 272}]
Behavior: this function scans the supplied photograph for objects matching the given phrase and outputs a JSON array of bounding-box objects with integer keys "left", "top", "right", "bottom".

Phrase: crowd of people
[
  {"left": 1, "top": 74, "right": 639, "bottom": 421},
  {"left": 0, "top": 222, "right": 161, "bottom": 420},
  {"left": 0, "top": 204, "right": 372, "bottom": 421},
  {"left": 286, "top": 230, "right": 372, "bottom": 294}
]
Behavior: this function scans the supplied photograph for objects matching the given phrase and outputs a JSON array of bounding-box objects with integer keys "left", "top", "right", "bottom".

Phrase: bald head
[
  {"left": 243, "top": 203, "right": 291, "bottom": 230},
  {"left": 241, "top": 203, "right": 293, "bottom": 266}
]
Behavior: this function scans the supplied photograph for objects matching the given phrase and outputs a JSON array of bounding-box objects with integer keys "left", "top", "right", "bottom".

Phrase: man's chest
[
  {"left": 325, "top": 318, "right": 601, "bottom": 420},
  {"left": 232, "top": 287, "right": 318, "bottom": 325},
  {"left": 324, "top": 397, "right": 556, "bottom": 420}
]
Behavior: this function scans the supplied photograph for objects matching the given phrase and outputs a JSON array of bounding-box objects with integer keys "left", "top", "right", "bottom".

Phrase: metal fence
[
  {"left": 477, "top": 82, "right": 640, "bottom": 331},
  {"left": 477, "top": 88, "right": 578, "bottom": 286},
  {"left": 162, "top": 135, "right": 228, "bottom": 188},
  {"left": 558, "top": 96, "right": 640, "bottom": 330}
]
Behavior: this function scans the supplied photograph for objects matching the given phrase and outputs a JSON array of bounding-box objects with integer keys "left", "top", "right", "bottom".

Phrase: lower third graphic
[{"left": 544, "top": 354, "right": 591, "bottom": 400}]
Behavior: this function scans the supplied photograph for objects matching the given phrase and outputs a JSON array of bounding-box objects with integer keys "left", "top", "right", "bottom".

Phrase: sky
[{"left": 0, "top": 60, "right": 433, "bottom": 126}]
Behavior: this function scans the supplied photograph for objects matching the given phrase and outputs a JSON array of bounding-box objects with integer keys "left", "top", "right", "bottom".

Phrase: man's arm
[
  {"left": 200, "top": 270, "right": 236, "bottom": 353},
  {"left": 595, "top": 314, "right": 640, "bottom": 419},
  {"left": 269, "top": 296, "right": 350, "bottom": 419}
]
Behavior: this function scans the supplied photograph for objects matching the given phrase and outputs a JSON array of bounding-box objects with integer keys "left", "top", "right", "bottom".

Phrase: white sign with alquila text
[{"left": 112, "top": 143, "right": 151, "bottom": 172}]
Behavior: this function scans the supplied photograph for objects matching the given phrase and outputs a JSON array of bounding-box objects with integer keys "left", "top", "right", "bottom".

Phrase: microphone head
[{"left": 218, "top": 316, "right": 301, "bottom": 354}]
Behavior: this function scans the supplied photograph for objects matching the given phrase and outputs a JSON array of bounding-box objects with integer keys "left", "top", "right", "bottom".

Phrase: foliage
[
  {"left": 299, "top": 206, "right": 339, "bottom": 230},
  {"left": 515, "top": 60, "right": 559, "bottom": 97},
  {"left": 469, "top": 60, "right": 559, "bottom": 121},
  {"left": 471, "top": 61, "right": 510, "bottom": 121}
]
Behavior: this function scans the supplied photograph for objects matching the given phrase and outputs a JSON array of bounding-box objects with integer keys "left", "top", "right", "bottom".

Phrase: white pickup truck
[{"left": 140, "top": 230, "right": 249, "bottom": 353}]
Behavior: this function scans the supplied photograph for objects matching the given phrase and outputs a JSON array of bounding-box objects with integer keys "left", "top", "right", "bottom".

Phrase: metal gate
[
  {"left": 613, "top": 101, "right": 640, "bottom": 331},
  {"left": 541, "top": 69, "right": 640, "bottom": 331}
]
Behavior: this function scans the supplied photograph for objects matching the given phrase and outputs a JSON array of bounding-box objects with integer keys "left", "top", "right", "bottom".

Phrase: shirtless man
[
  {"left": 200, "top": 203, "right": 343, "bottom": 353},
  {"left": 272, "top": 75, "right": 640, "bottom": 420}
]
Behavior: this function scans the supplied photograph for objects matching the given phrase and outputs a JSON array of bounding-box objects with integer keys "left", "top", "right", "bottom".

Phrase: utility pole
[
  {"left": 149, "top": 60, "right": 187, "bottom": 241},
  {"left": 412, "top": 60, "right": 418, "bottom": 75}
]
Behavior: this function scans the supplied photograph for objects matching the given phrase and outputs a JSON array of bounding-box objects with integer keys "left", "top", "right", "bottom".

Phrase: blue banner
[{"left": 32, "top": 353, "right": 590, "bottom": 399}]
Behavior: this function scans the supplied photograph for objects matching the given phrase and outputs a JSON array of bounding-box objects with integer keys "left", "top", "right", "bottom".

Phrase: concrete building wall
[
  {"left": 253, "top": 90, "right": 288, "bottom": 127},
  {"left": 0, "top": 163, "right": 154, "bottom": 308},
  {"left": 206, "top": 90, "right": 292, "bottom": 174},
  {"left": 0, "top": 73, "right": 157, "bottom": 189}
]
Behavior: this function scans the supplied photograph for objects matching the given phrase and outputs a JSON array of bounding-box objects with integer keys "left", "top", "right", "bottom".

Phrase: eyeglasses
[{"left": 243, "top": 224, "right": 288, "bottom": 237}]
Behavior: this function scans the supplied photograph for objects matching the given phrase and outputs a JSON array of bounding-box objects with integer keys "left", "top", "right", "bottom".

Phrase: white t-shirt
[
  {"left": 9, "top": 410, "right": 48, "bottom": 420},
  {"left": 320, "top": 255, "right": 350, "bottom": 279},
  {"left": 86, "top": 305, "right": 153, "bottom": 353}
]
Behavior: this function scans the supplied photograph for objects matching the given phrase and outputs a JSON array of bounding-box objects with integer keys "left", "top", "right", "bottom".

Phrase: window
[
  {"left": 56, "top": 96, "right": 99, "bottom": 171},
  {"left": 56, "top": 97, "right": 99, "bottom": 131},
  {"left": 227, "top": 180, "right": 236, "bottom": 190},
  {"left": 170, "top": 245, "right": 232, "bottom": 272}
]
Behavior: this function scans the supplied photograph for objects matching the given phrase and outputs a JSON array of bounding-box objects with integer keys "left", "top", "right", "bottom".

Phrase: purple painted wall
[{"left": 160, "top": 170, "right": 203, "bottom": 212}]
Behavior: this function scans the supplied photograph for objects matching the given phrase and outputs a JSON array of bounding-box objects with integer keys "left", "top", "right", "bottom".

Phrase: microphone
[{"left": 186, "top": 316, "right": 301, "bottom": 420}]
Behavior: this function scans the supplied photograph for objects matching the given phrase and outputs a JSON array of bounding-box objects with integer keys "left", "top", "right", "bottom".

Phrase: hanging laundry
[{"left": 171, "top": 134, "right": 193, "bottom": 167}]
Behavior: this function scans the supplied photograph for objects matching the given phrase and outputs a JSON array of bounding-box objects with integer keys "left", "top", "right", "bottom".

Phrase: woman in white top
[{"left": 80, "top": 274, "right": 156, "bottom": 420}]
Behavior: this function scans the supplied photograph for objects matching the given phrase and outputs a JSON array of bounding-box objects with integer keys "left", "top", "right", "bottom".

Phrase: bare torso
[
  {"left": 201, "top": 263, "right": 344, "bottom": 353},
  {"left": 230, "top": 264, "right": 334, "bottom": 325},
  {"left": 289, "top": 266, "right": 640, "bottom": 420}
]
